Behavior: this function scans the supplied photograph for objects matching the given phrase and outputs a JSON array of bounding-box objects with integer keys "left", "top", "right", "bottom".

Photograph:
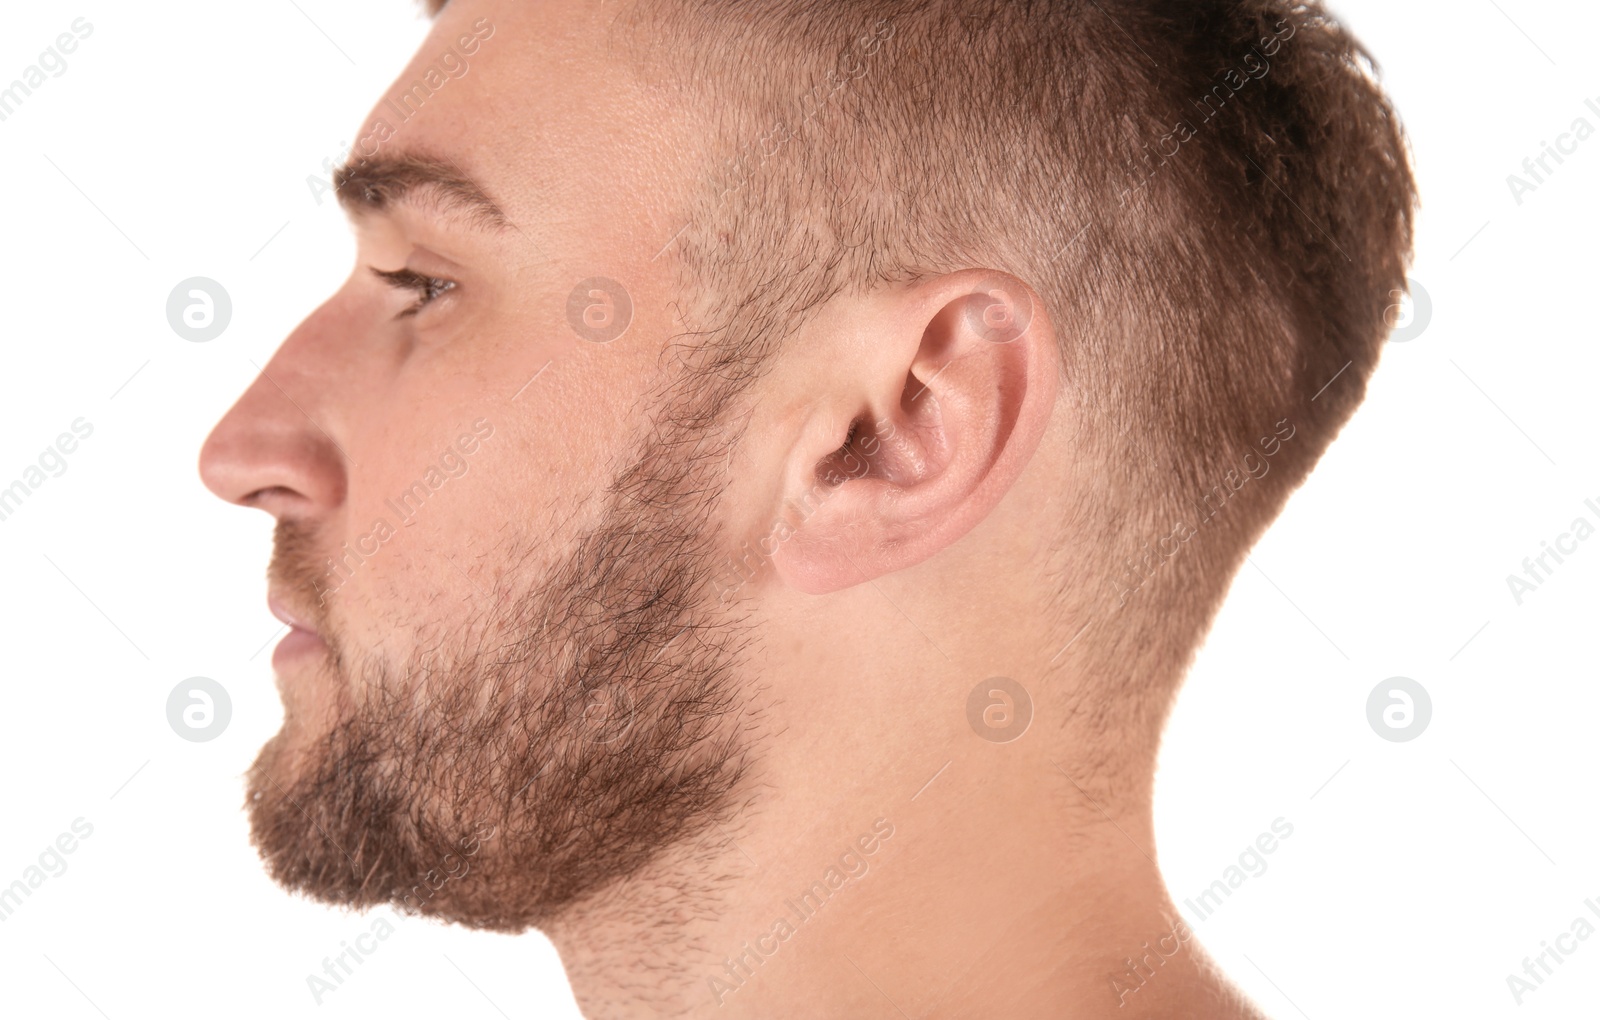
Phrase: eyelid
[{"left": 370, "top": 265, "right": 457, "bottom": 318}]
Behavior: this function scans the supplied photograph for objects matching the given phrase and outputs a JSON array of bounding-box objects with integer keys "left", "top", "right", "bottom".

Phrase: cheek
[
  {"left": 326, "top": 405, "right": 623, "bottom": 657},
  {"left": 319, "top": 290, "right": 672, "bottom": 657}
]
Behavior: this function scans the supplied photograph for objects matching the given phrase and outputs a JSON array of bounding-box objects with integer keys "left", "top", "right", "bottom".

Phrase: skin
[{"left": 200, "top": 1, "right": 1267, "bottom": 1016}]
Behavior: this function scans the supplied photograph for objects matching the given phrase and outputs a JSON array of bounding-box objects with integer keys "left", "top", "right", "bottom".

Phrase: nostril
[{"left": 243, "top": 485, "right": 296, "bottom": 507}]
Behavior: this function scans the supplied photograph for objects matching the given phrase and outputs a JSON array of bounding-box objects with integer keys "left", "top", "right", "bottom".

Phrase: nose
[{"left": 199, "top": 305, "right": 349, "bottom": 521}]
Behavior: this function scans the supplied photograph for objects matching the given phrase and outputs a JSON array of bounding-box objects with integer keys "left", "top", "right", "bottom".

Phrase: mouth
[{"left": 268, "top": 594, "right": 328, "bottom": 667}]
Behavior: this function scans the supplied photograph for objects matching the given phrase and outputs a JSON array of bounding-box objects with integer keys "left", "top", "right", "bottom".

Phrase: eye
[{"left": 371, "top": 266, "right": 457, "bottom": 318}]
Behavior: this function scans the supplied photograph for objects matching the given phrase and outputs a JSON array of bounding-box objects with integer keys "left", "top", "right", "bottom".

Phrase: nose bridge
[{"left": 199, "top": 297, "right": 353, "bottom": 512}]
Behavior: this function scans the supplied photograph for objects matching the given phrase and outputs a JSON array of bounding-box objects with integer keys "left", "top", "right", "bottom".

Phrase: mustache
[{"left": 268, "top": 518, "right": 337, "bottom": 638}]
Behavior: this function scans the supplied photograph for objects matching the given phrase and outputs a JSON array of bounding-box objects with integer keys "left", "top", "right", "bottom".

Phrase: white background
[{"left": 0, "top": 1, "right": 1594, "bottom": 1017}]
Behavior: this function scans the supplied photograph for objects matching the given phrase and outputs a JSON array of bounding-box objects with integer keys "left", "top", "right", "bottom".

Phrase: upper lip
[{"left": 268, "top": 594, "right": 318, "bottom": 634}]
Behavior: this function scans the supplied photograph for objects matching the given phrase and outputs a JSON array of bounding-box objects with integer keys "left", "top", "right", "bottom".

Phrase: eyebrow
[{"left": 334, "top": 151, "right": 510, "bottom": 232}]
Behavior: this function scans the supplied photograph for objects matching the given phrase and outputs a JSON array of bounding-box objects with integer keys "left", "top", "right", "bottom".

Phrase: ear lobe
[{"left": 771, "top": 270, "right": 1059, "bottom": 595}]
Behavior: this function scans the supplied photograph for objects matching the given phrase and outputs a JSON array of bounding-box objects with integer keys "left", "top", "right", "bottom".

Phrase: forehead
[{"left": 350, "top": 0, "right": 701, "bottom": 258}]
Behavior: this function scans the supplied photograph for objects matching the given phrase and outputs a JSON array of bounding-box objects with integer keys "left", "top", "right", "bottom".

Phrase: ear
[{"left": 770, "top": 269, "right": 1059, "bottom": 595}]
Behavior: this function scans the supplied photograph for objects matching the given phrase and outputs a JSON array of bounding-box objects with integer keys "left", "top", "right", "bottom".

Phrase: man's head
[{"left": 200, "top": 0, "right": 1413, "bottom": 939}]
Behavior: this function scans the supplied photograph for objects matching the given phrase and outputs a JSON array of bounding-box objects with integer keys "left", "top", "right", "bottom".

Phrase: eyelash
[{"left": 371, "top": 266, "right": 457, "bottom": 318}]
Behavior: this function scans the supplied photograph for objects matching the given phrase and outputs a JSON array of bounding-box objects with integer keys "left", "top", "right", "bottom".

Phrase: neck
[{"left": 544, "top": 726, "right": 1263, "bottom": 1019}]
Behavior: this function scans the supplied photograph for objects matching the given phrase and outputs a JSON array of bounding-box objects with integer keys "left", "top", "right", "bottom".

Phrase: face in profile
[
  {"left": 203, "top": 1, "right": 769, "bottom": 932},
  {"left": 201, "top": 0, "right": 1415, "bottom": 1014}
]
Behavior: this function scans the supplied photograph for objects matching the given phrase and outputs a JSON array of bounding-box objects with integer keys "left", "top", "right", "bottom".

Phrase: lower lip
[{"left": 272, "top": 626, "right": 327, "bottom": 667}]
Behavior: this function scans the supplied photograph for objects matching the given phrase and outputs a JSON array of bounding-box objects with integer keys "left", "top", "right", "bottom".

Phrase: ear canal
[
  {"left": 815, "top": 419, "right": 870, "bottom": 487},
  {"left": 814, "top": 415, "right": 934, "bottom": 489}
]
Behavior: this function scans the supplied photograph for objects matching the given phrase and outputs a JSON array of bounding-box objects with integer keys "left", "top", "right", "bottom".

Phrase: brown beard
[{"left": 247, "top": 400, "right": 758, "bottom": 932}]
